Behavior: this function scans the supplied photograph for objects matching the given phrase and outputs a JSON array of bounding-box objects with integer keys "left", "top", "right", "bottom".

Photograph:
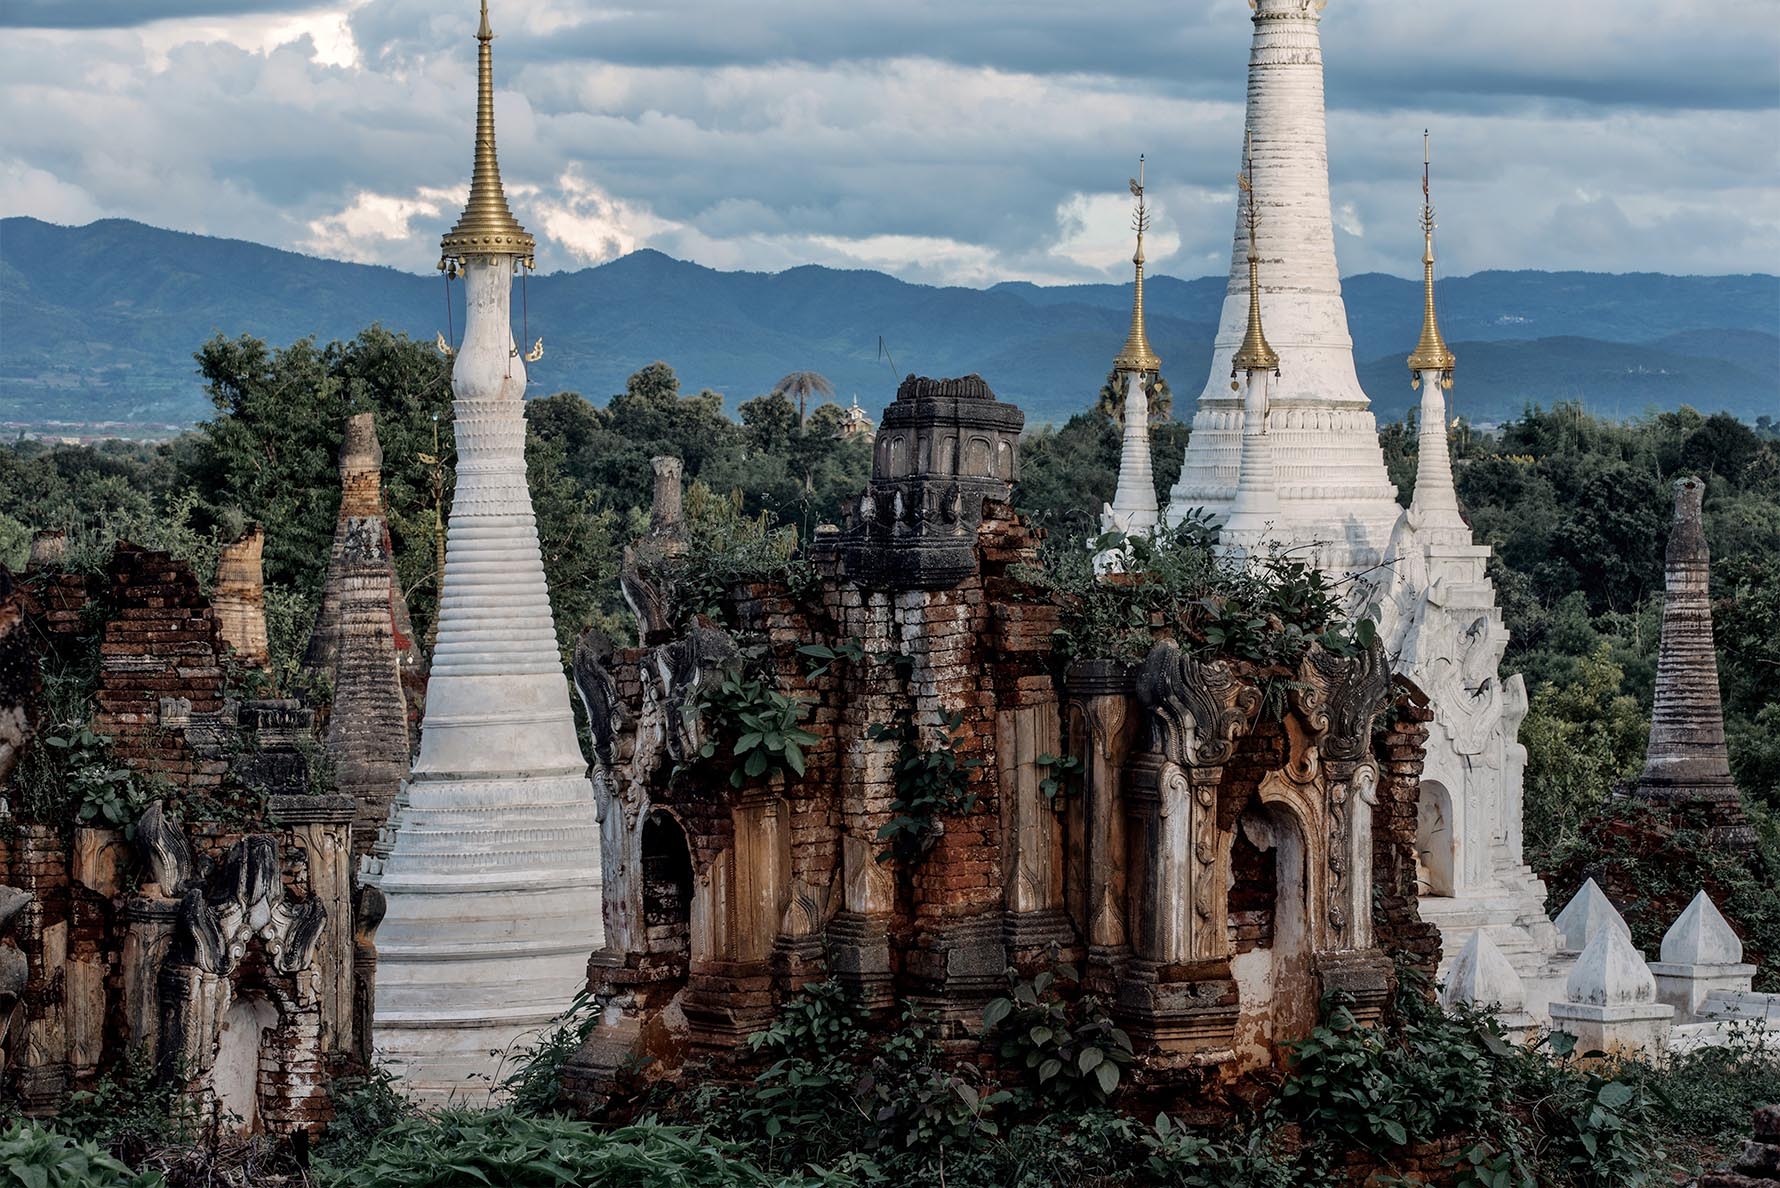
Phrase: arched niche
[
  {"left": 1237, "top": 801, "right": 1316, "bottom": 1053},
  {"left": 641, "top": 809, "right": 694, "bottom": 960},
  {"left": 1416, "top": 780, "right": 1456, "bottom": 898},
  {"left": 213, "top": 996, "right": 278, "bottom": 1134}
]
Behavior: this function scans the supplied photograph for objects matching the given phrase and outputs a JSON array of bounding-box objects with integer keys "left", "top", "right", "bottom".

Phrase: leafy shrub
[
  {"left": 692, "top": 672, "right": 819, "bottom": 790},
  {"left": 498, "top": 987, "right": 602, "bottom": 1115},
  {"left": 0, "top": 1120, "right": 164, "bottom": 1188},
  {"left": 983, "top": 965, "right": 1133, "bottom": 1107},
  {"left": 1028, "top": 521, "right": 1372, "bottom": 668},
  {"left": 323, "top": 1111, "right": 812, "bottom": 1188},
  {"left": 316, "top": 1067, "right": 418, "bottom": 1170}
]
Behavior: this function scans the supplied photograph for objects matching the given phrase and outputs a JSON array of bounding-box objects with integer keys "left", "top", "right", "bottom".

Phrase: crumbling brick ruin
[
  {"left": 0, "top": 414, "right": 419, "bottom": 1137},
  {"left": 565, "top": 376, "right": 1437, "bottom": 1110}
]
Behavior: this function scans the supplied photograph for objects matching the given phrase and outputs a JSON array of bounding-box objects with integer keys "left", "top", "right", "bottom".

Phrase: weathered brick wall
[
  {"left": 1371, "top": 680, "right": 1442, "bottom": 983},
  {"left": 93, "top": 544, "right": 229, "bottom": 796}
]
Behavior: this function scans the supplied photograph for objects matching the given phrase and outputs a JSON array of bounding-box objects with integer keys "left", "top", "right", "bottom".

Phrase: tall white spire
[
  {"left": 1406, "top": 131, "right": 1467, "bottom": 541},
  {"left": 1165, "top": 0, "right": 1400, "bottom": 566},
  {"left": 1096, "top": 155, "right": 1162, "bottom": 571},
  {"left": 1221, "top": 137, "right": 1283, "bottom": 547},
  {"left": 364, "top": 0, "right": 603, "bottom": 1100}
]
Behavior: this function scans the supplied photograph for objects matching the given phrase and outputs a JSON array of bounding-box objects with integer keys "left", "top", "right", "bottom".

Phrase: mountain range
[{"left": 2, "top": 216, "right": 1775, "bottom": 429}]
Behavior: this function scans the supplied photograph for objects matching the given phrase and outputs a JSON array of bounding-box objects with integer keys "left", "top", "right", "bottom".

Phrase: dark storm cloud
[
  {"left": 1, "top": 0, "right": 321, "bottom": 29},
  {"left": 1, "top": 0, "right": 1775, "bottom": 283}
]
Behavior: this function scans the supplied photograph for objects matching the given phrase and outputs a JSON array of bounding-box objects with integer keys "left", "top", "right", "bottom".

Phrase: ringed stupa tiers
[
  {"left": 362, "top": 0, "right": 603, "bottom": 1099},
  {"left": 1165, "top": 0, "right": 1400, "bottom": 565},
  {"left": 1632, "top": 477, "right": 1754, "bottom": 849}
]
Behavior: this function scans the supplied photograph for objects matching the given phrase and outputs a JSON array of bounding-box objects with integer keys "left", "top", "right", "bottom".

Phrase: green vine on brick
[
  {"left": 1036, "top": 752, "right": 1083, "bottom": 804},
  {"left": 692, "top": 671, "right": 819, "bottom": 789},
  {"left": 871, "top": 708, "right": 981, "bottom": 865}
]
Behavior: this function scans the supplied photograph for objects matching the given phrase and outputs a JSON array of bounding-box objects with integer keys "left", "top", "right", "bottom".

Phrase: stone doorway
[
  {"left": 212, "top": 996, "right": 278, "bottom": 1134},
  {"left": 641, "top": 810, "right": 693, "bottom": 960}
]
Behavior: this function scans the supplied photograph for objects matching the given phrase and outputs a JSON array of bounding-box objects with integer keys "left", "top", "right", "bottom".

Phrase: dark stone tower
[
  {"left": 840, "top": 374, "right": 1024, "bottom": 590},
  {"left": 1632, "top": 477, "right": 1753, "bottom": 848}
]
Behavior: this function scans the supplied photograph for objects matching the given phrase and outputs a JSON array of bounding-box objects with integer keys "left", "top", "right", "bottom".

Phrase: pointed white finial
[
  {"left": 1441, "top": 930, "right": 1525, "bottom": 1012},
  {"left": 1566, "top": 924, "right": 1657, "bottom": 1007},
  {"left": 1660, "top": 890, "right": 1744, "bottom": 966},
  {"left": 1552, "top": 878, "right": 1633, "bottom": 952}
]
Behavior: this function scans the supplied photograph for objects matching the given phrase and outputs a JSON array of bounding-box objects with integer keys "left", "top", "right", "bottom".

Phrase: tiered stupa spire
[
  {"left": 364, "top": 0, "right": 603, "bottom": 1100},
  {"left": 1220, "top": 139, "right": 1282, "bottom": 545},
  {"left": 1405, "top": 133, "right": 1467, "bottom": 540},
  {"left": 1096, "top": 156, "right": 1163, "bottom": 571},
  {"left": 1165, "top": 0, "right": 1400, "bottom": 564},
  {"left": 1632, "top": 477, "right": 1754, "bottom": 848}
]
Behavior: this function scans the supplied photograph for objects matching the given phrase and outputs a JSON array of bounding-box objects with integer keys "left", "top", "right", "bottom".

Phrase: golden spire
[
  {"left": 1407, "top": 130, "right": 1455, "bottom": 383},
  {"left": 1231, "top": 134, "right": 1279, "bottom": 374},
  {"left": 1113, "top": 154, "right": 1161, "bottom": 375},
  {"left": 440, "top": 0, "right": 536, "bottom": 271}
]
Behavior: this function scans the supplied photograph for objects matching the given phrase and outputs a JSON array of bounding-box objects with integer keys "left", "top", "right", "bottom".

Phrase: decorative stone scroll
[{"left": 173, "top": 838, "right": 327, "bottom": 977}]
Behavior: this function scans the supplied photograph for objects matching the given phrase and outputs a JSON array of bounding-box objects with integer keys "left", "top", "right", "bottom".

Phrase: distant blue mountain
[{"left": 2, "top": 217, "right": 1774, "bottom": 427}]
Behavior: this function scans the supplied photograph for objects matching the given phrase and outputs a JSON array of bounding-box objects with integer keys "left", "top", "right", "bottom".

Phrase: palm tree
[
  {"left": 771, "top": 371, "right": 836, "bottom": 428},
  {"left": 1094, "top": 368, "right": 1172, "bottom": 426}
]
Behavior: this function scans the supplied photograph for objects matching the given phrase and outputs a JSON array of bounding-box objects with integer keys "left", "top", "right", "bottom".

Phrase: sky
[{"left": 2, "top": 0, "right": 1777, "bottom": 287}]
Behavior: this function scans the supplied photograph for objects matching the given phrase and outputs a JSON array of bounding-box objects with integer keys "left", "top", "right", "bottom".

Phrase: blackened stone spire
[{"left": 1633, "top": 476, "right": 1753, "bottom": 848}]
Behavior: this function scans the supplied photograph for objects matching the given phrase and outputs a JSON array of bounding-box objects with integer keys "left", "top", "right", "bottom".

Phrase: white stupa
[
  {"left": 1164, "top": 0, "right": 1400, "bottom": 566},
  {"left": 363, "top": 0, "right": 603, "bottom": 1099},
  {"left": 1094, "top": 156, "right": 1164, "bottom": 574},
  {"left": 1165, "top": 2, "right": 1566, "bottom": 1009}
]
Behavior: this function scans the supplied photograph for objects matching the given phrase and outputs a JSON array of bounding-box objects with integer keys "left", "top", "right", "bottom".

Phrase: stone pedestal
[
  {"left": 1548, "top": 925, "right": 1673, "bottom": 1057},
  {"left": 1649, "top": 890, "right": 1757, "bottom": 1022}
]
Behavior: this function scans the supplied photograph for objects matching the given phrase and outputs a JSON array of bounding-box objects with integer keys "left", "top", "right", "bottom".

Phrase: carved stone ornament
[
  {"left": 1135, "top": 642, "right": 1259, "bottom": 768},
  {"left": 174, "top": 837, "right": 327, "bottom": 976},
  {"left": 135, "top": 800, "right": 198, "bottom": 893},
  {"left": 651, "top": 619, "right": 739, "bottom": 766},
  {"left": 1305, "top": 637, "right": 1389, "bottom": 763},
  {"left": 572, "top": 629, "right": 627, "bottom": 768}
]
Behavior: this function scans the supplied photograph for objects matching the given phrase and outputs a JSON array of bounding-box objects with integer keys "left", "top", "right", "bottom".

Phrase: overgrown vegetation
[
  {"left": 869, "top": 707, "right": 982, "bottom": 865},
  {"left": 1028, "top": 520, "right": 1376, "bottom": 671}
]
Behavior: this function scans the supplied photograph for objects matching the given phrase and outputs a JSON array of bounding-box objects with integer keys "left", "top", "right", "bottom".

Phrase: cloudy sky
[{"left": 3, "top": 0, "right": 1777, "bottom": 286}]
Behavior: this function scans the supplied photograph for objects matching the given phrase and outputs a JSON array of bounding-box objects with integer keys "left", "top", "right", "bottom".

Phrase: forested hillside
[{"left": 4, "top": 216, "right": 1775, "bottom": 428}]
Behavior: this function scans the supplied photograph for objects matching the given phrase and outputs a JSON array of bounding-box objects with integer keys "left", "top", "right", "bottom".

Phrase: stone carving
[
  {"left": 651, "top": 621, "right": 739, "bottom": 766},
  {"left": 572, "top": 630, "right": 627, "bottom": 767},
  {"left": 136, "top": 801, "right": 198, "bottom": 893},
  {"left": 1306, "top": 638, "right": 1388, "bottom": 762},
  {"left": 1135, "top": 643, "right": 1259, "bottom": 768},
  {"left": 174, "top": 838, "right": 327, "bottom": 976}
]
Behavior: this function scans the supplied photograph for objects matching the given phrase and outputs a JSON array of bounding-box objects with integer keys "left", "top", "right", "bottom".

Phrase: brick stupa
[{"left": 1632, "top": 477, "right": 1754, "bottom": 849}]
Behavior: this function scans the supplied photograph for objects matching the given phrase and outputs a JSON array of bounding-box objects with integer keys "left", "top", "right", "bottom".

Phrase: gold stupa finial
[
  {"left": 1231, "top": 134, "right": 1279, "bottom": 374},
  {"left": 439, "top": 0, "right": 536, "bottom": 271},
  {"left": 1407, "top": 130, "right": 1455, "bottom": 385},
  {"left": 1113, "top": 154, "right": 1161, "bottom": 375}
]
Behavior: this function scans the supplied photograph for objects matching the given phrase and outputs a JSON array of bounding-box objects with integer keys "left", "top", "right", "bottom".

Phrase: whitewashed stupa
[
  {"left": 363, "top": 0, "right": 603, "bottom": 1099},
  {"left": 1166, "top": 0, "right": 1565, "bottom": 1005},
  {"left": 1093, "top": 156, "right": 1164, "bottom": 574},
  {"left": 1165, "top": 0, "right": 1400, "bottom": 566}
]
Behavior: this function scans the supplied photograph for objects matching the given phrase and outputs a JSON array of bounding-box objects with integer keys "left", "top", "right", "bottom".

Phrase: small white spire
[
  {"left": 1566, "top": 924, "right": 1658, "bottom": 1007},
  {"left": 1660, "top": 890, "right": 1744, "bottom": 966},
  {"left": 1441, "top": 929, "right": 1525, "bottom": 1012},
  {"left": 1552, "top": 878, "right": 1633, "bottom": 952}
]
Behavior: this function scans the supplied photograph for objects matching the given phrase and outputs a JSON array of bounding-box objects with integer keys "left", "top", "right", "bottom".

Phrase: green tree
[{"left": 770, "top": 370, "right": 835, "bottom": 427}]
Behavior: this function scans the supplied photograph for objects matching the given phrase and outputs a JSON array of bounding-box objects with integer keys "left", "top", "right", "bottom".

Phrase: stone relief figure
[
  {"left": 572, "top": 630, "right": 627, "bottom": 769},
  {"left": 651, "top": 620, "right": 739, "bottom": 766}
]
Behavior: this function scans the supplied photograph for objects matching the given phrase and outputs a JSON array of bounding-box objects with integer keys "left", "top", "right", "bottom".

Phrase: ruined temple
[
  {"left": 305, "top": 411, "right": 419, "bottom": 853},
  {"left": 564, "top": 376, "right": 1437, "bottom": 1107},
  {"left": 0, "top": 543, "right": 376, "bottom": 1136}
]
